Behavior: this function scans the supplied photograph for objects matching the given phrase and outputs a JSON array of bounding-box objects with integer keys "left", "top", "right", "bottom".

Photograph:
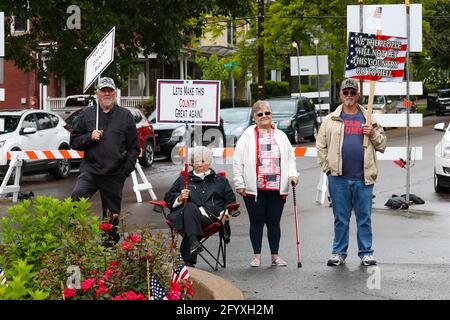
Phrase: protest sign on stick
[{"left": 345, "top": 7, "right": 407, "bottom": 147}]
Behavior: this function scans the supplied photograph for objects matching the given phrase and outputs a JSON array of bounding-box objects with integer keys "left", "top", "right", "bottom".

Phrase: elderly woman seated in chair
[{"left": 164, "top": 146, "right": 236, "bottom": 267}]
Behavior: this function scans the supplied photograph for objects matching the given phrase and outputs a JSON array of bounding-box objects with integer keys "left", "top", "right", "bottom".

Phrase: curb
[{"left": 189, "top": 267, "right": 244, "bottom": 300}]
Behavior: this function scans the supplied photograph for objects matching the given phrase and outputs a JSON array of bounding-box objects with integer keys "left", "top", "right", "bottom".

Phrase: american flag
[
  {"left": 171, "top": 254, "right": 191, "bottom": 284},
  {"left": 345, "top": 31, "right": 408, "bottom": 82},
  {"left": 0, "top": 267, "right": 6, "bottom": 285},
  {"left": 373, "top": 7, "right": 382, "bottom": 19},
  {"left": 150, "top": 273, "right": 168, "bottom": 300}
]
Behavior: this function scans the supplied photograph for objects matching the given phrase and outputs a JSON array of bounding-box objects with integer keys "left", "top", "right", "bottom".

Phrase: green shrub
[
  {"left": 251, "top": 80, "right": 291, "bottom": 101},
  {"left": 0, "top": 260, "right": 49, "bottom": 300}
]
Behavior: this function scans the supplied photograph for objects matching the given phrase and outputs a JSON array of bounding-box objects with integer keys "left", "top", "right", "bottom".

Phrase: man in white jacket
[{"left": 233, "top": 100, "right": 298, "bottom": 267}]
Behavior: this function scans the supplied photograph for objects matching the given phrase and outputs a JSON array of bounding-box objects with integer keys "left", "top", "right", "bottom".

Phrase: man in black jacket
[
  {"left": 70, "top": 77, "right": 139, "bottom": 245},
  {"left": 164, "top": 146, "right": 236, "bottom": 267}
]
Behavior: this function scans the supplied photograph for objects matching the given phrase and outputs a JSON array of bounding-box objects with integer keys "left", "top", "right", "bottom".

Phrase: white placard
[
  {"left": 347, "top": 4, "right": 422, "bottom": 52},
  {"left": 0, "top": 12, "right": 4, "bottom": 57},
  {"left": 83, "top": 27, "right": 115, "bottom": 92},
  {"left": 0, "top": 118, "right": 4, "bottom": 132},
  {"left": 362, "top": 81, "right": 423, "bottom": 96},
  {"left": 0, "top": 88, "right": 4, "bottom": 101},
  {"left": 290, "top": 55, "right": 329, "bottom": 76},
  {"left": 156, "top": 80, "right": 221, "bottom": 125}
]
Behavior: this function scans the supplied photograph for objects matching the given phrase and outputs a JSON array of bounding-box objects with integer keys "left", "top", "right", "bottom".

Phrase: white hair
[{"left": 190, "top": 146, "right": 213, "bottom": 164}]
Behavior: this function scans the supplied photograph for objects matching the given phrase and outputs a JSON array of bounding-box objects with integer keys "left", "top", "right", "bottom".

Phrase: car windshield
[
  {"left": 65, "top": 96, "right": 96, "bottom": 107},
  {"left": 148, "top": 110, "right": 156, "bottom": 123},
  {"left": 438, "top": 90, "right": 450, "bottom": 99},
  {"left": 0, "top": 115, "right": 21, "bottom": 133},
  {"left": 65, "top": 112, "right": 80, "bottom": 127},
  {"left": 267, "top": 100, "right": 296, "bottom": 115},
  {"left": 221, "top": 109, "right": 250, "bottom": 122},
  {"left": 361, "top": 96, "right": 384, "bottom": 108}
]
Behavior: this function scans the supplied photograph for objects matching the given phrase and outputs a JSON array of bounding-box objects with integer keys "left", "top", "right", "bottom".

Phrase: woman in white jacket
[{"left": 233, "top": 100, "right": 299, "bottom": 267}]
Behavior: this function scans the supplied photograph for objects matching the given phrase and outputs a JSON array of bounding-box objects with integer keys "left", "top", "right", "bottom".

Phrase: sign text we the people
[
  {"left": 156, "top": 80, "right": 221, "bottom": 125},
  {"left": 345, "top": 32, "right": 407, "bottom": 82}
]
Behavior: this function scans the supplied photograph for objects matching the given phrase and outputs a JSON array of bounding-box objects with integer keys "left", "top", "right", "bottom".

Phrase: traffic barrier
[{"left": 0, "top": 150, "right": 156, "bottom": 204}]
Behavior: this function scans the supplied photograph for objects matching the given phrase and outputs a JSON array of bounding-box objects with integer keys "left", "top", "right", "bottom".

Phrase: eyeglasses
[
  {"left": 256, "top": 111, "right": 272, "bottom": 117},
  {"left": 342, "top": 90, "right": 357, "bottom": 97}
]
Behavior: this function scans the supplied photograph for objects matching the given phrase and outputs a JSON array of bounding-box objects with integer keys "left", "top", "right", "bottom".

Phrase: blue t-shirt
[{"left": 341, "top": 111, "right": 365, "bottom": 180}]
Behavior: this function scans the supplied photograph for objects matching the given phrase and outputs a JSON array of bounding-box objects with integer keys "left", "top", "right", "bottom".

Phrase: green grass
[{"left": 418, "top": 103, "right": 429, "bottom": 115}]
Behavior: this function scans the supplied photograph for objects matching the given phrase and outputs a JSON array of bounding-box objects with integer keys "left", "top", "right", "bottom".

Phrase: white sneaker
[
  {"left": 327, "top": 254, "right": 346, "bottom": 266},
  {"left": 360, "top": 255, "right": 377, "bottom": 266}
]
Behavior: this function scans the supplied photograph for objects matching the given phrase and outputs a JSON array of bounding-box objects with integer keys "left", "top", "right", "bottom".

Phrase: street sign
[
  {"left": 83, "top": 27, "right": 115, "bottom": 93},
  {"left": 138, "top": 72, "right": 146, "bottom": 91},
  {"left": 224, "top": 61, "right": 238, "bottom": 69},
  {"left": 290, "top": 55, "right": 329, "bottom": 76},
  {"left": 156, "top": 79, "right": 221, "bottom": 125},
  {"left": 0, "top": 12, "right": 4, "bottom": 57}
]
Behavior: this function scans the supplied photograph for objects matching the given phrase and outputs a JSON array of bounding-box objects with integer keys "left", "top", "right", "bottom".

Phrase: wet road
[{"left": 1, "top": 113, "right": 450, "bottom": 299}]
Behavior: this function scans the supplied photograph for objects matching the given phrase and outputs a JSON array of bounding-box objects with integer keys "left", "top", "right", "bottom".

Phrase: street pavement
[{"left": 1, "top": 114, "right": 450, "bottom": 299}]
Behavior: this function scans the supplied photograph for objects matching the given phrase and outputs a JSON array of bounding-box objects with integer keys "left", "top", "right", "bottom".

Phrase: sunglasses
[
  {"left": 342, "top": 90, "right": 357, "bottom": 96},
  {"left": 256, "top": 111, "right": 272, "bottom": 117}
]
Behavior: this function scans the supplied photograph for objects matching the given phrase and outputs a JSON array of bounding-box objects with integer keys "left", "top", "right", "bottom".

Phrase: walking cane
[{"left": 292, "top": 182, "right": 302, "bottom": 268}]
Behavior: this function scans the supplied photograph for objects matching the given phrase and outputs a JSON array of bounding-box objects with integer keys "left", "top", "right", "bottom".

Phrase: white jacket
[{"left": 233, "top": 125, "right": 299, "bottom": 197}]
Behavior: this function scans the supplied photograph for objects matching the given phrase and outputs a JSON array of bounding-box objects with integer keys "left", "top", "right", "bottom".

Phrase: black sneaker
[{"left": 189, "top": 239, "right": 203, "bottom": 255}]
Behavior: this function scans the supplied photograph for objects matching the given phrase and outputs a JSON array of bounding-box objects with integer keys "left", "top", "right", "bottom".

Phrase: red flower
[
  {"left": 122, "top": 290, "right": 146, "bottom": 300},
  {"left": 95, "top": 285, "right": 109, "bottom": 296},
  {"left": 100, "top": 223, "right": 113, "bottom": 231},
  {"left": 81, "top": 278, "right": 96, "bottom": 292},
  {"left": 127, "top": 234, "right": 141, "bottom": 243},
  {"left": 109, "top": 260, "right": 119, "bottom": 268},
  {"left": 167, "top": 288, "right": 181, "bottom": 300},
  {"left": 110, "top": 295, "right": 123, "bottom": 300},
  {"left": 103, "top": 269, "right": 114, "bottom": 280},
  {"left": 122, "top": 241, "right": 133, "bottom": 251},
  {"left": 64, "top": 287, "right": 77, "bottom": 299}
]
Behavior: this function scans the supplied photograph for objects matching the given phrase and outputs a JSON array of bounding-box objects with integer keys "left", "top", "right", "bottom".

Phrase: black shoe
[
  {"left": 223, "top": 221, "right": 231, "bottom": 244},
  {"left": 189, "top": 239, "right": 203, "bottom": 255}
]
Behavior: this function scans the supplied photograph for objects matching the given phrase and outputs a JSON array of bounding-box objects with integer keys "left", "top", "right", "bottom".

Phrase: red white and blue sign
[{"left": 345, "top": 32, "right": 408, "bottom": 82}]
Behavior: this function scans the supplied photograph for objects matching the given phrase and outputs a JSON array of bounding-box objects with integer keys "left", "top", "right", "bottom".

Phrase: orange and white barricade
[{"left": 0, "top": 150, "right": 156, "bottom": 203}]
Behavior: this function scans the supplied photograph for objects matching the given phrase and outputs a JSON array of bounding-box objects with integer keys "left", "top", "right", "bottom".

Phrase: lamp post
[
  {"left": 292, "top": 41, "right": 301, "bottom": 97},
  {"left": 313, "top": 38, "right": 322, "bottom": 124}
]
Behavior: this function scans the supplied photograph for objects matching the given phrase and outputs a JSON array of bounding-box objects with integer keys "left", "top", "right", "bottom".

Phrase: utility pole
[{"left": 257, "top": 0, "right": 265, "bottom": 100}]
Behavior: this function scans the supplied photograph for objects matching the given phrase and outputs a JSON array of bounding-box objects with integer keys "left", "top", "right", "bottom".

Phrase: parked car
[
  {"left": 434, "top": 89, "right": 450, "bottom": 116},
  {"left": 265, "top": 96, "right": 318, "bottom": 144},
  {"left": 148, "top": 110, "right": 225, "bottom": 158},
  {"left": 220, "top": 99, "right": 251, "bottom": 109},
  {"left": 433, "top": 122, "right": 450, "bottom": 192},
  {"left": 221, "top": 107, "right": 252, "bottom": 145},
  {"left": 0, "top": 109, "right": 71, "bottom": 180},
  {"left": 65, "top": 107, "right": 156, "bottom": 167},
  {"left": 361, "top": 95, "right": 396, "bottom": 114},
  {"left": 56, "top": 94, "right": 97, "bottom": 120}
]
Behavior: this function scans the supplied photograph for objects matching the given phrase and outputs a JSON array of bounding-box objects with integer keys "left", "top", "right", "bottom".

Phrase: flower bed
[{"left": 0, "top": 196, "right": 194, "bottom": 300}]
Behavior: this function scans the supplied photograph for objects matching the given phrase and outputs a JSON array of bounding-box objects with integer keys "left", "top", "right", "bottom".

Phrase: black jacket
[
  {"left": 70, "top": 104, "right": 140, "bottom": 177},
  {"left": 164, "top": 169, "right": 236, "bottom": 230}
]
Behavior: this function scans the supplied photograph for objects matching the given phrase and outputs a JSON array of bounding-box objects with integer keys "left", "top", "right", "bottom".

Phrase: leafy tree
[
  {"left": 195, "top": 53, "right": 230, "bottom": 97},
  {"left": 1, "top": 0, "right": 253, "bottom": 91}
]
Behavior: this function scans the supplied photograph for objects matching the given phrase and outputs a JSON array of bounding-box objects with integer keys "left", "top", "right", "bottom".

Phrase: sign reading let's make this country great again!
[
  {"left": 345, "top": 32, "right": 408, "bottom": 82},
  {"left": 156, "top": 80, "right": 221, "bottom": 125}
]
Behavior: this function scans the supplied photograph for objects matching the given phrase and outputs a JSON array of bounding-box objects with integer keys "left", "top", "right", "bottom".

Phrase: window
[
  {"left": 21, "top": 114, "right": 37, "bottom": 130},
  {"left": 128, "top": 62, "right": 146, "bottom": 96},
  {"left": 11, "top": 16, "right": 29, "bottom": 33},
  {"left": 36, "top": 113, "right": 53, "bottom": 130},
  {"left": 49, "top": 114, "right": 59, "bottom": 127}
]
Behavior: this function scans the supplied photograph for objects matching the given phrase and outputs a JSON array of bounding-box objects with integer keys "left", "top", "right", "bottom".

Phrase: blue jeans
[{"left": 328, "top": 176, "right": 374, "bottom": 257}]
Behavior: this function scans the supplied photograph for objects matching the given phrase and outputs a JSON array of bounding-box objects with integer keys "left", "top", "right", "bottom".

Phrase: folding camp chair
[{"left": 149, "top": 171, "right": 240, "bottom": 271}]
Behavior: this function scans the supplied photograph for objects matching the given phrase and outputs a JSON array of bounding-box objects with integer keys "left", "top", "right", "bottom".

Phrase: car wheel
[
  {"left": 434, "top": 170, "right": 446, "bottom": 193},
  {"left": 294, "top": 126, "right": 301, "bottom": 144},
  {"left": 139, "top": 140, "right": 154, "bottom": 167},
  {"left": 51, "top": 158, "right": 71, "bottom": 179},
  {"left": 51, "top": 147, "right": 71, "bottom": 179},
  {"left": 308, "top": 124, "right": 318, "bottom": 142}
]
